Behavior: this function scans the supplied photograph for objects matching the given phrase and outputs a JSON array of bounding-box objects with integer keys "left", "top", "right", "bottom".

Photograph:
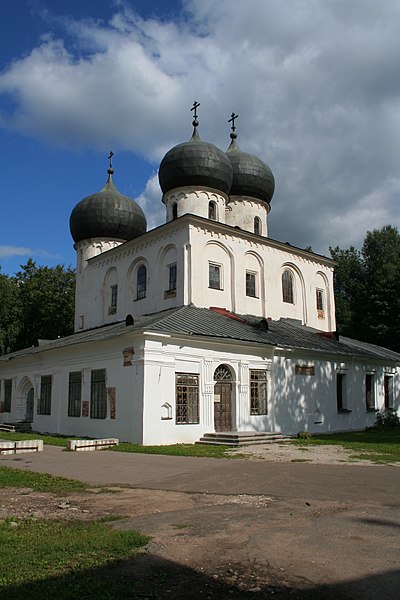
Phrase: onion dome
[
  {"left": 158, "top": 101, "right": 233, "bottom": 196},
  {"left": 226, "top": 114, "right": 275, "bottom": 204},
  {"left": 70, "top": 155, "right": 147, "bottom": 244}
]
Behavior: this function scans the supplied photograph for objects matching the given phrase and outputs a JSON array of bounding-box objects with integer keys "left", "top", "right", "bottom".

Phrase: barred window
[
  {"left": 250, "top": 370, "right": 268, "bottom": 415},
  {"left": 4, "top": 379, "right": 12, "bottom": 413},
  {"left": 176, "top": 373, "right": 199, "bottom": 424},
  {"left": 68, "top": 372, "right": 82, "bottom": 417},
  {"left": 246, "top": 271, "right": 257, "bottom": 297},
  {"left": 137, "top": 265, "right": 147, "bottom": 300},
  {"left": 282, "top": 270, "right": 294, "bottom": 304},
  {"left": 91, "top": 369, "right": 107, "bottom": 419},
  {"left": 365, "top": 374, "right": 375, "bottom": 411},
  {"left": 209, "top": 263, "right": 222, "bottom": 289},
  {"left": 38, "top": 375, "right": 52, "bottom": 415}
]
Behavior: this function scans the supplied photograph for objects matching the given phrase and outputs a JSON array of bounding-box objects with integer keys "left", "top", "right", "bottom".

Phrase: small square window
[{"left": 209, "top": 263, "right": 222, "bottom": 290}]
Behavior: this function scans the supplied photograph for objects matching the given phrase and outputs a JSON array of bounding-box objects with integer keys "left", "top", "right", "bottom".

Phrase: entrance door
[
  {"left": 214, "top": 382, "right": 232, "bottom": 432},
  {"left": 25, "top": 388, "right": 34, "bottom": 422},
  {"left": 213, "top": 364, "right": 233, "bottom": 432}
]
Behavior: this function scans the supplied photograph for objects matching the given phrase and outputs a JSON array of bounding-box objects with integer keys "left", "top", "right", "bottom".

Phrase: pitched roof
[{"left": 1, "top": 305, "right": 399, "bottom": 364}]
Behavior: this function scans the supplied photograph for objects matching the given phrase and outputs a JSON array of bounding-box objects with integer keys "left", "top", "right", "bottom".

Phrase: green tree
[
  {"left": 13, "top": 260, "right": 75, "bottom": 351},
  {"left": 331, "top": 225, "right": 400, "bottom": 352},
  {"left": 0, "top": 270, "right": 21, "bottom": 354}
]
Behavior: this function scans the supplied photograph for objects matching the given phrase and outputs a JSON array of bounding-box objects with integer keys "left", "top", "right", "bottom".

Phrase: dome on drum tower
[
  {"left": 226, "top": 113, "right": 275, "bottom": 205},
  {"left": 70, "top": 152, "right": 147, "bottom": 244},
  {"left": 158, "top": 101, "right": 233, "bottom": 196}
]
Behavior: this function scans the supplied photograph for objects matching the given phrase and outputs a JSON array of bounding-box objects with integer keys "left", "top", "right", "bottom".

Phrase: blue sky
[{"left": 2, "top": 0, "right": 400, "bottom": 275}]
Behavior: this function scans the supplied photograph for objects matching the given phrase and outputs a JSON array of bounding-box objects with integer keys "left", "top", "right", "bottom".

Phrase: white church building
[{"left": 1, "top": 107, "right": 399, "bottom": 444}]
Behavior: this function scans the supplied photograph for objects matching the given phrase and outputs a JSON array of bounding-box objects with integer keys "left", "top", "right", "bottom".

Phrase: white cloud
[
  {"left": 0, "top": 245, "right": 60, "bottom": 260},
  {"left": 1, "top": 0, "right": 400, "bottom": 253}
]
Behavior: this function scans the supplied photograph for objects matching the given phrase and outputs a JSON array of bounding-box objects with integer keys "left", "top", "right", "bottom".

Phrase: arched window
[
  {"left": 214, "top": 365, "right": 233, "bottom": 381},
  {"left": 172, "top": 203, "right": 178, "bottom": 220},
  {"left": 137, "top": 265, "right": 147, "bottom": 300},
  {"left": 282, "top": 270, "right": 294, "bottom": 304},
  {"left": 254, "top": 217, "right": 261, "bottom": 235},
  {"left": 208, "top": 201, "right": 217, "bottom": 221}
]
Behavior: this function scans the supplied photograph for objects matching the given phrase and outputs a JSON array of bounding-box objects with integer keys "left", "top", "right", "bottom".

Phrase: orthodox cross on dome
[
  {"left": 229, "top": 112, "right": 238, "bottom": 140},
  {"left": 191, "top": 100, "right": 200, "bottom": 131},
  {"left": 107, "top": 151, "right": 115, "bottom": 176}
]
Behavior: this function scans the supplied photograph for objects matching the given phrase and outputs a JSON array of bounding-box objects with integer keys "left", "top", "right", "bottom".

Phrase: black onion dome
[
  {"left": 158, "top": 128, "right": 233, "bottom": 195},
  {"left": 70, "top": 171, "right": 147, "bottom": 243},
  {"left": 226, "top": 137, "right": 275, "bottom": 204}
]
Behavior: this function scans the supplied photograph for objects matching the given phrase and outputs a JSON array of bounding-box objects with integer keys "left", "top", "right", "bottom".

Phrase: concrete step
[
  {"left": 0, "top": 422, "right": 33, "bottom": 433},
  {"left": 196, "top": 431, "right": 292, "bottom": 446}
]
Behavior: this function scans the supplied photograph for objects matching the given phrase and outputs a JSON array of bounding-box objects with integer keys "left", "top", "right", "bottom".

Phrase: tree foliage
[
  {"left": 331, "top": 225, "right": 400, "bottom": 352},
  {"left": 0, "top": 260, "right": 75, "bottom": 355}
]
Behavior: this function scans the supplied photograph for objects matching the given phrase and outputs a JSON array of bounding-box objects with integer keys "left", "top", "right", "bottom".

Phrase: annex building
[{"left": 1, "top": 107, "right": 399, "bottom": 444}]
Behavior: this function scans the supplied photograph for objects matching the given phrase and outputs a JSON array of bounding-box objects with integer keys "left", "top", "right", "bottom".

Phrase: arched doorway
[
  {"left": 214, "top": 365, "right": 233, "bottom": 432},
  {"left": 25, "top": 388, "right": 34, "bottom": 422}
]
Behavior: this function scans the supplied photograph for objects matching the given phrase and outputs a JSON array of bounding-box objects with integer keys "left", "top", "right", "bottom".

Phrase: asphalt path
[{"left": 1, "top": 444, "right": 399, "bottom": 504}]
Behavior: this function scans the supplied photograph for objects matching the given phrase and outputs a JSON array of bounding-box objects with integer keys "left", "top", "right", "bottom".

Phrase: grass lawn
[
  {"left": 0, "top": 518, "right": 149, "bottom": 600},
  {"left": 0, "top": 431, "right": 236, "bottom": 457},
  {"left": 0, "top": 466, "right": 89, "bottom": 493},
  {"left": 293, "top": 429, "right": 400, "bottom": 463}
]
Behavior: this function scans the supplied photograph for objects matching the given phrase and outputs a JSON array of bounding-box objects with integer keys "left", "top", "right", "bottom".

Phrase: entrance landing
[{"left": 196, "top": 431, "right": 292, "bottom": 446}]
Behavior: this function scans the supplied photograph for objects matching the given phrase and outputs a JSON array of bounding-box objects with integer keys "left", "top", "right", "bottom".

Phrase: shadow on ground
[{"left": 4, "top": 553, "right": 400, "bottom": 600}]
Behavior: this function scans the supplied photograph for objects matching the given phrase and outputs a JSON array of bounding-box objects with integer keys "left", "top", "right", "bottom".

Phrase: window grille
[
  {"left": 137, "top": 265, "right": 147, "bottom": 300},
  {"left": 68, "top": 372, "right": 82, "bottom": 417},
  {"left": 3, "top": 379, "right": 12, "bottom": 413},
  {"left": 176, "top": 373, "right": 199, "bottom": 424},
  {"left": 250, "top": 370, "right": 267, "bottom": 415},
  {"left": 282, "top": 270, "right": 294, "bottom": 304},
  {"left": 38, "top": 375, "right": 52, "bottom": 415},
  {"left": 90, "top": 369, "right": 107, "bottom": 419},
  {"left": 209, "top": 263, "right": 221, "bottom": 289},
  {"left": 246, "top": 271, "right": 257, "bottom": 297},
  {"left": 214, "top": 365, "right": 232, "bottom": 381}
]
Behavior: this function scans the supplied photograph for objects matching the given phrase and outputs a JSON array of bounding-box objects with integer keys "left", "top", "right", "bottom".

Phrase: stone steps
[
  {"left": 196, "top": 431, "right": 292, "bottom": 446},
  {"left": 0, "top": 422, "right": 33, "bottom": 433}
]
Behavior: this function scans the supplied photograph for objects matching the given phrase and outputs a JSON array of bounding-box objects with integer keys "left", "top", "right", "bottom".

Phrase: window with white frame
[
  {"left": 176, "top": 373, "right": 199, "bottom": 424},
  {"left": 168, "top": 263, "right": 177, "bottom": 291},
  {"left": 365, "top": 373, "right": 375, "bottom": 411},
  {"left": 137, "top": 265, "right": 147, "bottom": 300},
  {"left": 250, "top": 370, "right": 268, "bottom": 415},
  {"left": 246, "top": 271, "right": 257, "bottom": 298},
  {"left": 316, "top": 288, "right": 325, "bottom": 318},
  {"left": 209, "top": 263, "right": 222, "bottom": 290},
  {"left": 282, "top": 270, "right": 294, "bottom": 304}
]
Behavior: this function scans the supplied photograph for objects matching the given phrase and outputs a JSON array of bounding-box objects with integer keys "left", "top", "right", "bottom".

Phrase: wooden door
[{"left": 214, "top": 382, "right": 232, "bottom": 432}]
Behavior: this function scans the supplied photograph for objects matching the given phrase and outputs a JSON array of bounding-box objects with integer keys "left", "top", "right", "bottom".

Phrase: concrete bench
[
  {"left": 67, "top": 438, "right": 119, "bottom": 451},
  {"left": 0, "top": 440, "right": 44, "bottom": 455}
]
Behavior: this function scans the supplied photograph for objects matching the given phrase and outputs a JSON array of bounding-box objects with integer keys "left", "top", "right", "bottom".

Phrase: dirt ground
[{"left": 2, "top": 444, "right": 400, "bottom": 599}]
